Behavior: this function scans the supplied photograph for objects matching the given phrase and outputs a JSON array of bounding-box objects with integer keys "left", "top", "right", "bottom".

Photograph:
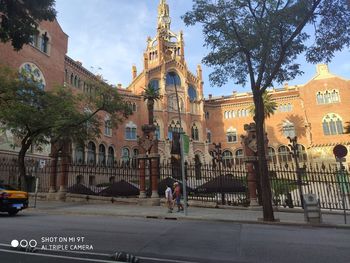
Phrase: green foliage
[
  {"left": 142, "top": 83, "right": 162, "bottom": 102},
  {"left": 0, "top": 65, "right": 131, "bottom": 159},
  {"left": 248, "top": 91, "right": 277, "bottom": 119},
  {"left": 0, "top": 0, "right": 56, "bottom": 50},
  {"left": 183, "top": 0, "right": 350, "bottom": 91}
]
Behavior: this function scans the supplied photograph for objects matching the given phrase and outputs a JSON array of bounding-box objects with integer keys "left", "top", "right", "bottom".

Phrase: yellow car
[{"left": 0, "top": 184, "right": 28, "bottom": 216}]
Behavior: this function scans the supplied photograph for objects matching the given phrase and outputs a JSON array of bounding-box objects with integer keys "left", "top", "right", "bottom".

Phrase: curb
[{"left": 27, "top": 207, "right": 350, "bottom": 230}]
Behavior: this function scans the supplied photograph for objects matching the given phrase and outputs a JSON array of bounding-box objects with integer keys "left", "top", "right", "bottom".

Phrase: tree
[
  {"left": 0, "top": 0, "right": 56, "bottom": 50},
  {"left": 248, "top": 91, "right": 277, "bottom": 119},
  {"left": 0, "top": 66, "right": 131, "bottom": 190},
  {"left": 183, "top": 0, "right": 350, "bottom": 221},
  {"left": 142, "top": 83, "right": 162, "bottom": 125}
]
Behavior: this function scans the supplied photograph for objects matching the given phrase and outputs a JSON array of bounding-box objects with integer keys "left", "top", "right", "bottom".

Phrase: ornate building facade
[{"left": 0, "top": 0, "right": 350, "bottom": 165}]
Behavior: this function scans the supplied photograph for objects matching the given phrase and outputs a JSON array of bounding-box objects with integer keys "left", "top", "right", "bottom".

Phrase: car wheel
[{"left": 8, "top": 209, "right": 19, "bottom": 216}]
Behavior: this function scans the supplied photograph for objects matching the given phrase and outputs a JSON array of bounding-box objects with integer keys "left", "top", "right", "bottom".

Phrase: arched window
[
  {"left": 235, "top": 149, "right": 244, "bottom": 165},
  {"left": 268, "top": 147, "right": 277, "bottom": 163},
  {"left": 166, "top": 72, "right": 181, "bottom": 86},
  {"left": 206, "top": 130, "right": 211, "bottom": 143},
  {"left": 75, "top": 144, "right": 84, "bottom": 164},
  {"left": 226, "top": 128, "right": 237, "bottom": 143},
  {"left": 74, "top": 75, "right": 78, "bottom": 87},
  {"left": 188, "top": 86, "right": 197, "bottom": 102},
  {"left": 191, "top": 123, "right": 199, "bottom": 141},
  {"left": 132, "top": 103, "right": 137, "bottom": 112},
  {"left": 19, "top": 62, "right": 46, "bottom": 90},
  {"left": 168, "top": 120, "right": 182, "bottom": 140},
  {"left": 316, "top": 92, "right": 324, "bottom": 104},
  {"left": 317, "top": 90, "right": 340, "bottom": 104},
  {"left": 322, "top": 114, "right": 344, "bottom": 135},
  {"left": 282, "top": 121, "right": 295, "bottom": 138},
  {"left": 154, "top": 119, "right": 161, "bottom": 140},
  {"left": 125, "top": 122, "right": 137, "bottom": 140},
  {"left": 107, "top": 147, "right": 114, "bottom": 166},
  {"left": 205, "top": 111, "right": 209, "bottom": 119},
  {"left": 104, "top": 117, "right": 112, "bottom": 136},
  {"left": 40, "top": 32, "right": 49, "bottom": 53},
  {"left": 278, "top": 145, "right": 292, "bottom": 163},
  {"left": 87, "top": 141, "right": 96, "bottom": 165},
  {"left": 70, "top": 74, "right": 74, "bottom": 85},
  {"left": 98, "top": 144, "right": 106, "bottom": 165},
  {"left": 222, "top": 150, "right": 233, "bottom": 167},
  {"left": 121, "top": 147, "right": 130, "bottom": 163},
  {"left": 132, "top": 148, "right": 139, "bottom": 168},
  {"left": 297, "top": 144, "right": 308, "bottom": 162}
]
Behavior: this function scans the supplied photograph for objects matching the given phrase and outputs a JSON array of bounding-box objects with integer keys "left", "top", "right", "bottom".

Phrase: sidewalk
[{"left": 27, "top": 199, "right": 350, "bottom": 229}]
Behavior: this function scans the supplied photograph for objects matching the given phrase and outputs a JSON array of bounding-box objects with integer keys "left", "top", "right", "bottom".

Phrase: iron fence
[{"left": 0, "top": 156, "right": 349, "bottom": 211}]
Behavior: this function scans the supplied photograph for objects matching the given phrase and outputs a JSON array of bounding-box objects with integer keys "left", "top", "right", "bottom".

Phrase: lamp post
[
  {"left": 287, "top": 136, "right": 304, "bottom": 208},
  {"left": 211, "top": 143, "right": 223, "bottom": 205},
  {"left": 170, "top": 72, "right": 188, "bottom": 216}
]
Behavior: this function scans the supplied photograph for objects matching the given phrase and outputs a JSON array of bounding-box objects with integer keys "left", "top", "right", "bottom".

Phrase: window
[
  {"left": 226, "top": 128, "right": 237, "bottom": 143},
  {"left": 122, "top": 148, "right": 130, "bottom": 163},
  {"left": 87, "top": 142, "right": 96, "bottom": 165},
  {"left": 188, "top": 86, "right": 197, "bottom": 102},
  {"left": 322, "top": 114, "right": 344, "bottom": 135},
  {"left": 279, "top": 103, "right": 293, "bottom": 112},
  {"left": 191, "top": 123, "right": 199, "bottom": 141},
  {"left": 206, "top": 130, "right": 211, "bottom": 143},
  {"left": 19, "top": 62, "right": 46, "bottom": 90},
  {"left": 154, "top": 120, "right": 161, "bottom": 140},
  {"left": 107, "top": 147, "right": 114, "bottom": 166},
  {"left": 98, "top": 144, "right": 106, "bottom": 165},
  {"left": 205, "top": 112, "right": 209, "bottom": 119},
  {"left": 125, "top": 122, "right": 137, "bottom": 140},
  {"left": 278, "top": 145, "right": 292, "bottom": 163},
  {"left": 268, "top": 147, "right": 277, "bottom": 163},
  {"left": 168, "top": 120, "right": 182, "bottom": 140},
  {"left": 317, "top": 90, "right": 340, "bottom": 104},
  {"left": 297, "top": 144, "right": 308, "bottom": 162},
  {"left": 75, "top": 144, "right": 84, "bottom": 164},
  {"left": 132, "top": 103, "right": 137, "bottom": 112},
  {"left": 222, "top": 150, "right": 233, "bottom": 167},
  {"left": 30, "top": 31, "right": 50, "bottom": 54},
  {"left": 40, "top": 32, "right": 49, "bottom": 53},
  {"left": 104, "top": 118, "right": 112, "bottom": 136},
  {"left": 282, "top": 121, "right": 295, "bottom": 138},
  {"left": 132, "top": 148, "right": 139, "bottom": 168},
  {"left": 166, "top": 72, "right": 181, "bottom": 86},
  {"left": 235, "top": 149, "right": 244, "bottom": 165}
]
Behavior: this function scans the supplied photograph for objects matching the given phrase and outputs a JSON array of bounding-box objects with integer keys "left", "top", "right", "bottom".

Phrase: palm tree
[
  {"left": 142, "top": 83, "right": 162, "bottom": 125},
  {"left": 249, "top": 91, "right": 277, "bottom": 120}
]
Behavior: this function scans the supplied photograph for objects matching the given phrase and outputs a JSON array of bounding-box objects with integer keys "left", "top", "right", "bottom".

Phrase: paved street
[{"left": 0, "top": 208, "right": 349, "bottom": 263}]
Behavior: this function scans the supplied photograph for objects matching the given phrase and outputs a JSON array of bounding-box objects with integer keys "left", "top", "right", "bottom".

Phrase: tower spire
[{"left": 157, "top": 0, "right": 171, "bottom": 31}]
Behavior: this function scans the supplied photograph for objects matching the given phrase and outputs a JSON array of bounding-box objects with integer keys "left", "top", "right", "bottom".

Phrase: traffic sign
[{"left": 333, "top": 144, "right": 348, "bottom": 158}]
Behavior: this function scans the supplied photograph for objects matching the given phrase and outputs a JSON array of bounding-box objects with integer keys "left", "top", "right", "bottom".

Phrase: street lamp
[{"left": 287, "top": 136, "right": 304, "bottom": 208}]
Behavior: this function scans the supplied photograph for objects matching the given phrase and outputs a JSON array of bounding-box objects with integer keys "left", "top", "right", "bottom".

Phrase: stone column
[
  {"left": 150, "top": 155, "right": 160, "bottom": 198},
  {"left": 57, "top": 142, "right": 70, "bottom": 201},
  {"left": 138, "top": 158, "right": 146, "bottom": 198}
]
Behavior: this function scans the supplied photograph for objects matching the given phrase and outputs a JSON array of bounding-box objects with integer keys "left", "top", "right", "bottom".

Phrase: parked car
[{"left": 0, "top": 184, "right": 28, "bottom": 216}]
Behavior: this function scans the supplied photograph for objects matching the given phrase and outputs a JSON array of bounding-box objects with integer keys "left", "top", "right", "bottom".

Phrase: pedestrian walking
[
  {"left": 173, "top": 182, "right": 184, "bottom": 212},
  {"left": 165, "top": 183, "right": 173, "bottom": 213}
]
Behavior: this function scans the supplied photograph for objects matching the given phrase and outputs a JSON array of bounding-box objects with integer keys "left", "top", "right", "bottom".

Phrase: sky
[{"left": 55, "top": 0, "right": 350, "bottom": 97}]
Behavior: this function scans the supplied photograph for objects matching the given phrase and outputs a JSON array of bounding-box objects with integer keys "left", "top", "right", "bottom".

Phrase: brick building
[{"left": 0, "top": 0, "right": 349, "bottom": 165}]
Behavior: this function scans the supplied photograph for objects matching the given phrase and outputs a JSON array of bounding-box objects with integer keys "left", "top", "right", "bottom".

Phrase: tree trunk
[
  {"left": 147, "top": 100, "right": 154, "bottom": 125},
  {"left": 254, "top": 93, "right": 275, "bottom": 221},
  {"left": 18, "top": 140, "right": 32, "bottom": 191}
]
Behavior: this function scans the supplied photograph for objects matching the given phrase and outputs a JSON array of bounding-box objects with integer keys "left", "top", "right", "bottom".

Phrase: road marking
[
  {"left": 0, "top": 243, "right": 200, "bottom": 263},
  {"left": 0, "top": 248, "right": 117, "bottom": 263}
]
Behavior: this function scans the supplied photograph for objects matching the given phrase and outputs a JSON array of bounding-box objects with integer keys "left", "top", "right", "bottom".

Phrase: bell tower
[{"left": 144, "top": 0, "right": 185, "bottom": 69}]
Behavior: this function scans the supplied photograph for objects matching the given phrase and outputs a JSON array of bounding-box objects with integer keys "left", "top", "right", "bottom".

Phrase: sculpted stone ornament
[{"left": 138, "top": 135, "right": 154, "bottom": 154}]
